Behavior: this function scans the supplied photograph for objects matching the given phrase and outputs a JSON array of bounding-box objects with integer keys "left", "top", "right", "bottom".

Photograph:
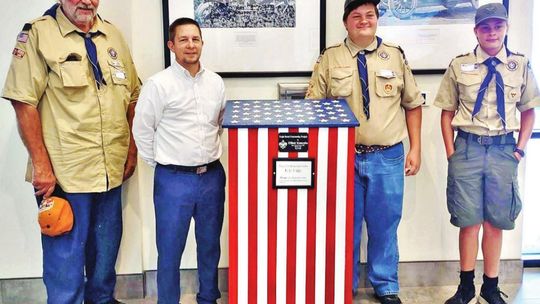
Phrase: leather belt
[
  {"left": 457, "top": 129, "right": 515, "bottom": 146},
  {"left": 355, "top": 144, "right": 392, "bottom": 154},
  {"left": 160, "top": 160, "right": 220, "bottom": 174}
]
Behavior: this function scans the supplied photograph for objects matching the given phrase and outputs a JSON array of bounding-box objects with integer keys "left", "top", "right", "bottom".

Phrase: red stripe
[
  {"left": 228, "top": 129, "right": 239, "bottom": 304},
  {"left": 286, "top": 128, "right": 298, "bottom": 304},
  {"left": 267, "top": 128, "right": 279, "bottom": 304},
  {"left": 305, "top": 128, "right": 319, "bottom": 304},
  {"left": 325, "top": 128, "right": 338, "bottom": 304},
  {"left": 248, "top": 129, "right": 259, "bottom": 303},
  {"left": 344, "top": 128, "right": 355, "bottom": 304}
]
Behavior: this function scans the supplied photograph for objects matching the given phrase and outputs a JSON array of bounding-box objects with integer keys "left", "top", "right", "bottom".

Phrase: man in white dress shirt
[{"left": 132, "top": 17, "right": 226, "bottom": 304}]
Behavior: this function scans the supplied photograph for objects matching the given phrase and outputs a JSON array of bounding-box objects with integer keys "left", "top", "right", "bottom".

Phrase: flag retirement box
[{"left": 223, "top": 99, "right": 359, "bottom": 304}]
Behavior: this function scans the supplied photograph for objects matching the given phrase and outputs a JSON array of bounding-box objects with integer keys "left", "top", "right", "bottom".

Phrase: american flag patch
[
  {"left": 17, "top": 32, "right": 29, "bottom": 43},
  {"left": 12, "top": 48, "right": 25, "bottom": 59}
]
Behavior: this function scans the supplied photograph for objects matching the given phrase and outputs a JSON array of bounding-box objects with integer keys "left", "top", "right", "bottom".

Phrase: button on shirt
[
  {"left": 133, "top": 60, "right": 226, "bottom": 167},
  {"left": 306, "top": 37, "right": 423, "bottom": 146},
  {"left": 434, "top": 46, "right": 540, "bottom": 136},
  {"left": 2, "top": 7, "right": 141, "bottom": 192}
]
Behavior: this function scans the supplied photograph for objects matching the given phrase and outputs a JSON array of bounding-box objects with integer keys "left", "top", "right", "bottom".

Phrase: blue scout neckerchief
[
  {"left": 471, "top": 46, "right": 512, "bottom": 128},
  {"left": 357, "top": 36, "right": 382, "bottom": 120},
  {"left": 43, "top": 3, "right": 105, "bottom": 88}
]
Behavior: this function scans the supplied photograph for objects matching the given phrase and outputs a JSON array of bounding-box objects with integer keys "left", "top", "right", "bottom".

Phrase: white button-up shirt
[{"left": 133, "top": 60, "right": 226, "bottom": 167}]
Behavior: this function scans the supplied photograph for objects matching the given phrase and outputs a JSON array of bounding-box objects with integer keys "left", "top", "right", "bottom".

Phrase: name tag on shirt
[
  {"left": 460, "top": 63, "right": 479, "bottom": 73},
  {"left": 115, "top": 71, "right": 126, "bottom": 80},
  {"left": 377, "top": 69, "right": 396, "bottom": 78}
]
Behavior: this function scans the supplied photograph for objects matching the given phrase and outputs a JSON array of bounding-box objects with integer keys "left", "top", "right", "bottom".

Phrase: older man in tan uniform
[
  {"left": 2, "top": 1, "right": 140, "bottom": 303},
  {"left": 306, "top": 0, "right": 422, "bottom": 303}
]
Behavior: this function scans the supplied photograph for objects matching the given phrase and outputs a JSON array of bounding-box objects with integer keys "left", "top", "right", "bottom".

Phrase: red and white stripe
[{"left": 228, "top": 126, "right": 355, "bottom": 304}]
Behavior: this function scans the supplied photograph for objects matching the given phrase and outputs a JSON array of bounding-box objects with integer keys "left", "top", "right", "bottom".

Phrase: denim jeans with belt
[
  {"left": 352, "top": 143, "right": 404, "bottom": 296},
  {"left": 37, "top": 185, "right": 123, "bottom": 304},
  {"left": 153, "top": 162, "right": 226, "bottom": 304}
]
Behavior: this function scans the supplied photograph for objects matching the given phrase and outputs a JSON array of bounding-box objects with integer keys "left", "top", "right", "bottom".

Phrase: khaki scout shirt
[
  {"left": 434, "top": 46, "right": 540, "bottom": 136},
  {"left": 2, "top": 6, "right": 140, "bottom": 193},
  {"left": 306, "top": 37, "right": 423, "bottom": 146}
]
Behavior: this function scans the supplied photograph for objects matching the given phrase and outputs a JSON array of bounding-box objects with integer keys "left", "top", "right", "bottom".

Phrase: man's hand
[
  {"left": 123, "top": 152, "right": 137, "bottom": 181},
  {"left": 405, "top": 148, "right": 421, "bottom": 176},
  {"left": 33, "top": 162, "right": 56, "bottom": 198}
]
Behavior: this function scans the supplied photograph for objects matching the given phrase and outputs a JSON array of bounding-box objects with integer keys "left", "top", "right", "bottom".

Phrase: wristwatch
[{"left": 514, "top": 147, "right": 525, "bottom": 158}]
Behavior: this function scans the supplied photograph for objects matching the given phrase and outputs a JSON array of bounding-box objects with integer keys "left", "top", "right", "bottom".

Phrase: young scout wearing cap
[
  {"left": 2, "top": 1, "right": 140, "bottom": 303},
  {"left": 306, "top": 0, "right": 423, "bottom": 303},
  {"left": 434, "top": 3, "right": 540, "bottom": 304}
]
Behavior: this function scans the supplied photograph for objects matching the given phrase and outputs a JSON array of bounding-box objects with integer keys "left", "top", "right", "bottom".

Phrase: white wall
[{"left": 0, "top": 0, "right": 532, "bottom": 278}]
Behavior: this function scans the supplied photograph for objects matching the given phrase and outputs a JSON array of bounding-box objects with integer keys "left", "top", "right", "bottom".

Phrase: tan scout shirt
[
  {"left": 2, "top": 7, "right": 140, "bottom": 193},
  {"left": 306, "top": 37, "right": 423, "bottom": 146},
  {"left": 434, "top": 46, "right": 540, "bottom": 136}
]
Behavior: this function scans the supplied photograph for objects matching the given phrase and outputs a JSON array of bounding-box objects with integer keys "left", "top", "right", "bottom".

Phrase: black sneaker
[
  {"left": 478, "top": 287, "right": 508, "bottom": 304},
  {"left": 445, "top": 285, "right": 475, "bottom": 304},
  {"left": 375, "top": 294, "right": 402, "bottom": 304}
]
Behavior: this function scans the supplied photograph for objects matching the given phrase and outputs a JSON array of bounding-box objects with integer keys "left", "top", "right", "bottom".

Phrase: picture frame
[
  {"left": 162, "top": 0, "right": 326, "bottom": 77},
  {"left": 376, "top": 0, "right": 509, "bottom": 74}
]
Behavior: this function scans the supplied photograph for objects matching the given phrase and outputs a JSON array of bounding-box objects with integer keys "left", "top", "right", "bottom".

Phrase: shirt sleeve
[
  {"left": 434, "top": 63, "right": 459, "bottom": 111},
  {"left": 132, "top": 79, "right": 164, "bottom": 167},
  {"left": 399, "top": 54, "right": 423, "bottom": 110},
  {"left": 517, "top": 58, "right": 540, "bottom": 112},
  {"left": 218, "top": 77, "right": 226, "bottom": 134},
  {"left": 306, "top": 53, "right": 329, "bottom": 99},
  {"left": 2, "top": 25, "right": 48, "bottom": 106}
]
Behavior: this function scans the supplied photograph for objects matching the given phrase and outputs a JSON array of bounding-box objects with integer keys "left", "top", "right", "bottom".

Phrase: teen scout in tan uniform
[
  {"left": 307, "top": 0, "right": 423, "bottom": 303},
  {"left": 2, "top": 1, "right": 140, "bottom": 303},
  {"left": 434, "top": 3, "right": 540, "bottom": 304}
]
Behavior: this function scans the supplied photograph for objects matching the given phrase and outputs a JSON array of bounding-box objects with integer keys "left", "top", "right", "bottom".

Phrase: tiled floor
[{"left": 122, "top": 268, "right": 540, "bottom": 304}]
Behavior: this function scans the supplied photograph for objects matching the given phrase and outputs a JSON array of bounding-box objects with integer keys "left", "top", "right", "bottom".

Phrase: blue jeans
[
  {"left": 352, "top": 143, "right": 404, "bottom": 296},
  {"left": 154, "top": 162, "right": 226, "bottom": 304},
  {"left": 36, "top": 186, "right": 123, "bottom": 304}
]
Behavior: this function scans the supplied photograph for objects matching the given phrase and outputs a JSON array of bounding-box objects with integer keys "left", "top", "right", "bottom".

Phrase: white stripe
[
  {"left": 334, "top": 128, "right": 349, "bottom": 304},
  {"left": 315, "top": 128, "right": 329, "bottom": 304},
  {"left": 276, "top": 128, "right": 288, "bottom": 304},
  {"left": 295, "top": 128, "right": 309, "bottom": 304},
  {"left": 257, "top": 128, "right": 269, "bottom": 304},
  {"left": 237, "top": 128, "right": 249, "bottom": 304}
]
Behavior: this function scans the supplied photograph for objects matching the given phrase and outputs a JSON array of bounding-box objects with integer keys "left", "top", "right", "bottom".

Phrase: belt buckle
[
  {"left": 477, "top": 136, "right": 493, "bottom": 145},
  {"left": 196, "top": 166, "right": 207, "bottom": 175}
]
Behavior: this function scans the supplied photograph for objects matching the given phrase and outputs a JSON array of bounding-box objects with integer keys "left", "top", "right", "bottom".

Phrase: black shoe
[
  {"left": 375, "top": 294, "right": 402, "bottom": 304},
  {"left": 445, "top": 284, "right": 475, "bottom": 304},
  {"left": 478, "top": 287, "right": 508, "bottom": 304}
]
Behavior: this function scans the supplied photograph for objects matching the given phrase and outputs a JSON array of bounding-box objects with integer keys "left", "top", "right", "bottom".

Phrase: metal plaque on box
[
  {"left": 278, "top": 132, "right": 308, "bottom": 152},
  {"left": 272, "top": 158, "right": 314, "bottom": 189}
]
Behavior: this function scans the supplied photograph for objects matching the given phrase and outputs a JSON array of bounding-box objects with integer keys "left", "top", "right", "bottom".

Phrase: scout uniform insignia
[
  {"left": 384, "top": 83, "right": 393, "bottom": 93},
  {"left": 17, "top": 32, "right": 29, "bottom": 43},
  {"left": 506, "top": 60, "right": 518, "bottom": 71},
  {"left": 107, "top": 47, "right": 118, "bottom": 59},
  {"left": 378, "top": 50, "right": 389, "bottom": 60},
  {"left": 12, "top": 48, "right": 25, "bottom": 59}
]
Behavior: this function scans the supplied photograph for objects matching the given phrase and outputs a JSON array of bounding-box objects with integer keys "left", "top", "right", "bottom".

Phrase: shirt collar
[
  {"left": 475, "top": 45, "right": 508, "bottom": 64},
  {"left": 345, "top": 36, "right": 378, "bottom": 58},
  {"left": 171, "top": 59, "right": 206, "bottom": 79},
  {"left": 56, "top": 5, "right": 108, "bottom": 37}
]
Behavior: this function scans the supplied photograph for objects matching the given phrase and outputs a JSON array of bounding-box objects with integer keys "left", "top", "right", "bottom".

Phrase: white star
[
  {"left": 316, "top": 109, "right": 324, "bottom": 112},
  {"left": 232, "top": 110, "right": 239, "bottom": 113},
  {"left": 318, "top": 114, "right": 326, "bottom": 117},
  {"left": 321, "top": 119, "right": 328, "bottom": 122},
  {"left": 298, "top": 119, "right": 305, "bottom": 123},
  {"left": 231, "top": 120, "right": 238, "bottom": 123},
  {"left": 343, "top": 119, "right": 350, "bottom": 122},
  {"left": 232, "top": 115, "right": 239, "bottom": 118},
  {"left": 337, "top": 109, "right": 345, "bottom": 112},
  {"left": 330, "top": 116, "right": 337, "bottom": 120},
  {"left": 332, "top": 100, "right": 339, "bottom": 103},
  {"left": 233, "top": 101, "right": 240, "bottom": 104},
  {"left": 253, "top": 110, "right": 260, "bottom": 113},
  {"left": 328, "top": 111, "right": 335, "bottom": 115},
  {"left": 340, "top": 114, "right": 347, "bottom": 117}
]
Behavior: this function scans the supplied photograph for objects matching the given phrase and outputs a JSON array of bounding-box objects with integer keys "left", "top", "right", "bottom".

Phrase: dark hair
[
  {"left": 343, "top": 0, "right": 380, "bottom": 22},
  {"left": 169, "top": 17, "right": 202, "bottom": 41}
]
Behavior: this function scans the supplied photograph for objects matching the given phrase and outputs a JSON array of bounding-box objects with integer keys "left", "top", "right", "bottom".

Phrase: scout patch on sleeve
[
  {"left": 12, "top": 47, "right": 25, "bottom": 59},
  {"left": 22, "top": 23, "right": 32, "bottom": 31},
  {"left": 506, "top": 60, "right": 518, "bottom": 71},
  {"left": 17, "top": 32, "right": 29, "bottom": 43}
]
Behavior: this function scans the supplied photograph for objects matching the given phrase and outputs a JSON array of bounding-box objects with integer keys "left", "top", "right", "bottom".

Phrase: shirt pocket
[
  {"left": 504, "top": 76, "right": 522, "bottom": 103},
  {"left": 108, "top": 59, "right": 129, "bottom": 86},
  {"left": 59, "top": 58, "right": 88, "bottom": 88},
  {"left": 456, "top": 74, "right": 482, "bottom": 102},
  {"left": 374, "top": 70, "right": 402, "bottom": 98},
  {"left": 330, "top": 67, "right": 353, "bottom": 97}
]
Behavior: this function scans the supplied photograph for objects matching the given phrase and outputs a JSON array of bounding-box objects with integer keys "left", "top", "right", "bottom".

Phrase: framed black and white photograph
[
  {"left": 162, "top": 0, "right": 326, "bottom": 77},
  {"left": 377, "top": 0, "right": 509, "bottom": 73}
]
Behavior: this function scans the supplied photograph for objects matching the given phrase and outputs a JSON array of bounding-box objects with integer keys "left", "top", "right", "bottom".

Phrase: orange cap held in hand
[{"left": 38, "top": 196, "right": 73, "bottom": 237}]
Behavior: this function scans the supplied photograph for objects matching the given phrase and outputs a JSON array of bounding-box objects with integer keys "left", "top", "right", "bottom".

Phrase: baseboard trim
[{"left": 0, "top": 260, "right": 522, "bottom": 302}]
